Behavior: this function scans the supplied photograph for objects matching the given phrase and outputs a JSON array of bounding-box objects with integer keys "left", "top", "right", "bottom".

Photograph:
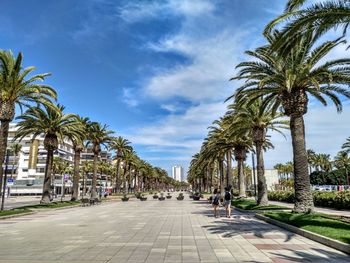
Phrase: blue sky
[{"left": 2, "top": 0, "right": 350, "bottom": 176}]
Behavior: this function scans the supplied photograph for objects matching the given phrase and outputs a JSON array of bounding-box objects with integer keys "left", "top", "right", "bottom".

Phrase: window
[{"left": 22, "top": 168, "right": 28, "bottom": 172}]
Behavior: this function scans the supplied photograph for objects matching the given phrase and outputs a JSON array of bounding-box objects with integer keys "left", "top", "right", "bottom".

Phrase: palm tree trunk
[
  {"left": 91, "top": 153, "right": 98, "bottom": 199},
  {"left": 219, "top": 159, "right": 224, "bottom": 195},
  {"left": 123, "top": 164, "right": 127, "bottom": 194},
  {"left": 41, "top": 148, "right": 54, "bottom": 204},
  {"left": 71, "top": 150, "right": 81, "bottom": 201},
  {"left": 256, "top": 143, "right": 268, "bottom": 206},
  {"left": 0, "top": 121, "right": 10, "bottom": 196},
  {"left": 238, "top": 158, "right": 246, "bottom": 197},
  {"left": 290, "top": 115, "right": 314, "bottom": 213},
  {"left": 115, "top": 159, "right": 121, "bottom": 193},
  {"left": 226, "top": 151, "right": 233, "bottom": 188}
]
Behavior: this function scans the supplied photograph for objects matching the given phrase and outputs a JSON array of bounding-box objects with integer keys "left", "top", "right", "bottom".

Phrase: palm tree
[
  {"left": 334, "top": 151, "right": 350, "bottom": 185},
  {"left": 9, "top": 143, "right": 22, "bottom": 179},
  {"left": 81, "top": 161, "right": 93, "bottom": 196},
  {"left": 110, "top": 136, "right": 132, "bottom": 193},
  {"left": 342, "top": 137, "right": 350, "bottom": 153},
  {"left": 232, "top": 30, "right": 350, "bottom": 212},
  {"left": 307, "top": 149, "right": 316, "bottom": 175},
  {"left": 265, "top": 1, "right": 350, "bottom": 51},
  {"left": 14, "top": 104, "right": 81, "bottom": 203},
  {"left": 0, "top": 50, "right": 56, "bottom": 195},
  {"left": 52, "top": 157, "right": 70, "bottom": 197},
  {"left": 69, "top": 116, "right": 90, "bottom": 201},
  {"left": 86, "top": 122, "right": 113, "bottom": 199},
  {"left": 229, "top": 100, "right": 288, "bottom": 205}
]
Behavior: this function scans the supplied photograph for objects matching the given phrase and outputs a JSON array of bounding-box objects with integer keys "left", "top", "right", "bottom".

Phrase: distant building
[
  {"left": 251, "top": 169, "right": 279, "bottom": 190},
  {"left": 172, "top": 165, "right": 183, "bottom": 182}
]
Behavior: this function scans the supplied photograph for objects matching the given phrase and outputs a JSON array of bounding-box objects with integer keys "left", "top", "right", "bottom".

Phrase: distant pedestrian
[
  {"left": 224, "top": 186, "right": 232, "bottom": 218},
  {"left": 212, "top": 189, "right": 221, "bottom": 218}
]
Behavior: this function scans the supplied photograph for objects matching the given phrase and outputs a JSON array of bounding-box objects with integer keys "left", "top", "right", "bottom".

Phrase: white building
[
  {"left": 7, "top": 123, "right": 74, "bottom": 180},
  {"left": 251, "top": 169, "right": 279, "bottom": 190},
  {"left": 172, "top": 165, "right": 183, "bottom": 182}
]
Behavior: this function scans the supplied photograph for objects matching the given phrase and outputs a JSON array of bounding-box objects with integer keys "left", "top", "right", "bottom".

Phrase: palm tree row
[
  {"left": 0, "top": 49, "right": 176, "bottom": 204},
  {"left": 189, "top": 0, "right": 350, "bottom": 213}
]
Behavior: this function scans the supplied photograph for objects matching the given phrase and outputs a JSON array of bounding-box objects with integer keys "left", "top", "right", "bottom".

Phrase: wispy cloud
[
  {"left": 122, "top": 88, "right": 139, "bottom": 107},
  {"left": 118, "top": 0, "right": 215, "bottom": 23}
]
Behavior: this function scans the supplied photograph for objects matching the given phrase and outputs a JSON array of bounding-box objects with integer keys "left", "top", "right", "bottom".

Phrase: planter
[
  {"left": 140, "top": 197, "right": 147, "bottom": 201},
  {"left": 193, "top": 196, "right": 200, "bottom": 201},
  {"left": 177, "top": 197, "right": 184, "bottom": 200},
  {"left": 158, "top": 197, "right": 165, "bottom": 201},
  {"left": 153, "top": 195, "right": 159, "bottom": 199},
  {"left": 121, "top": 197, "right": 129, "bottom": 202},
  {"left": 166, "top": 195, "right": 172, "bottom": 199}
]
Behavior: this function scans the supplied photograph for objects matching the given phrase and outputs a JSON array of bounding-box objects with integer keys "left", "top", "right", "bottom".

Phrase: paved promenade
[{"left": 0, "top": 194, "right": 349, "bottom": 263}]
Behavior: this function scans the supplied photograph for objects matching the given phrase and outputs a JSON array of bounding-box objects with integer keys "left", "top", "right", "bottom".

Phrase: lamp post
[
  {"left": 251, "top": 153, "right": 257, "bottom": 200},
  {"left": 1, "top": 149, "right": 10, "bottom": 211}
]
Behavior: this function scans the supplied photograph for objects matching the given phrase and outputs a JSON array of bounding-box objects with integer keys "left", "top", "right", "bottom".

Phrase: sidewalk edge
[{"left": 255, "top": 213, "right": 350, "bottom": 255}]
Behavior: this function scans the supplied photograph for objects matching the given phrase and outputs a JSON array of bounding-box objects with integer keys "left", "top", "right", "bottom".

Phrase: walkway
[{"left": 0, "top": 194, "right": 349, "bottom": 263}]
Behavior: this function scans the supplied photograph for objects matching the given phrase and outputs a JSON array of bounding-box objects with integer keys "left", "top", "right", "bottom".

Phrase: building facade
[
  {"left": 5, "top": 123, "right": 112, "bottom": 195},
  {"left": 172, "top": 165, "right": 183, "bottom": 182}
]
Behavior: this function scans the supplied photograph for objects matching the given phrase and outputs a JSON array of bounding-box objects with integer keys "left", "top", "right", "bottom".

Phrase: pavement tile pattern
[{"left": 0, "top": 193, "right": 349, "bottom": 263}]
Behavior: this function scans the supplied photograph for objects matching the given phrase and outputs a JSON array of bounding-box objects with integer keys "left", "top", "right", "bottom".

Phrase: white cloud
[
  {"left": 145, "top": 30, "right": 248, "bottom": 102},
  {"left": 118, "top": 0, "right": 214, "bottom": 23},
  {"left": 127, "top": 101, "right": 226, "bottom": 148},
  {"left": 122, "top": 88, "right": 139, "bottom": 107}
]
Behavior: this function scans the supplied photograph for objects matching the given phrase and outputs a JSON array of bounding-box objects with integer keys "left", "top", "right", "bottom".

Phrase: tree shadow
[
  {"left": 190, "top": 202, "right": 350, "bottom": 261},
  {"left": 268, "top": 247, "right": 350, "bottom": 262}
]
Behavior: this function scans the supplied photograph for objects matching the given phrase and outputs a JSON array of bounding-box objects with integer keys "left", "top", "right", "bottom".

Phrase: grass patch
[
  {"left": 232, "top": 199, "right": 288, "bottom": 211},
  {"left": 0, "top": 208, "right": 32, "bottom": 217},
  {"left": 264, "top": 212, "right": 350, "bottom": 244},
  {"left": 17, "top": 201, "right": 80, "bottom": 210}
]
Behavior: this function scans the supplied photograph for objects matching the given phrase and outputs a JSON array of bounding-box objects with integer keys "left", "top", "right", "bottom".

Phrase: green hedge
[{"left": 268, "top": 190, "right": 350, "bottom": 210}]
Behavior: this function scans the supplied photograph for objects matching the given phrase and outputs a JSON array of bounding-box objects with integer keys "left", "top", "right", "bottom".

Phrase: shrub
[
  {"left": 268, "top": 190, "right": 350, "bottom": 210},
  {"left": 268, "top": 191, "right": 295, "bottom": 203}
]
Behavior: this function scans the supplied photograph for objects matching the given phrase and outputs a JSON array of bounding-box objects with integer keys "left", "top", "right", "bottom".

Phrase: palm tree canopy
[
  {"left": 342, "top": 137, "right": 350, "bottom": 153},
  {"left": 14, "top": 104, "right": 82, "bottom": 146},
  {"left": 110, "top": 136, "right": 133, "bottom": 158},
  {"left": 265, "top": 1, "right": 350, "bottom": 51},
  {"left": 0, "top": 50, "right": 56, "bottom": 119},
  {"left": 232, "top": 30, "right": 350, "bottom": 116},
  {"left": 86, "top": 122, "right": 114, "bottom": 153}
]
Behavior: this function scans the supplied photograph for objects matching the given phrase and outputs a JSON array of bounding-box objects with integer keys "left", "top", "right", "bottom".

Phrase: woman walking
[{"left": 212, "top": 189, "right": 221, "bottom": 218}]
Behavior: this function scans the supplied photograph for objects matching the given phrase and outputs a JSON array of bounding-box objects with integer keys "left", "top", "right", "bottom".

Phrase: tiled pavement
[{"left": 0, "top": 194, "right": 349, "bottom": 263}]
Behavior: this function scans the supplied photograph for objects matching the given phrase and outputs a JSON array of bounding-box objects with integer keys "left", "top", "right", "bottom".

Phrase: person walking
[
  {"left": 224, "top": 186, "right": 232, "bottom": 218},
  {"left": 212, "top": 188, "right": 221, "bottom": 218}
]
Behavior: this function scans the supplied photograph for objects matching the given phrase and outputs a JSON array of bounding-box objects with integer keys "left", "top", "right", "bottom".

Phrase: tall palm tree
[
  {"left": 86, "top": 122, "right": 113, "bottom": 199},
  {"left": 229, "top": 100, "right": 288, "bottom": 205},
  {"left": 14, "top": 104, "right": 81, "bottom": 203},
  {"left": 69, "top": 116, "right": 90, "bottom": 201},
  {"left": 232, "top": 31, "right": 350, "bottom": 212},
  {"left": 0, "top": 50, "right": 56, "bottom": 195},
  {"left": 9, "top": 143, "right": 22, "bottom": 179},
  {"left": 110, "top": 136, "right": 132, "bottom": 193}
]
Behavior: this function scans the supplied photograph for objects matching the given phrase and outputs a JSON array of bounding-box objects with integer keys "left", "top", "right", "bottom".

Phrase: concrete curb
[
  {"left": 0, "top": 211, "right": 37, "bottom": 220},
  {"left": 255, "top": 213, "right": 350, "bottom": 255}
]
